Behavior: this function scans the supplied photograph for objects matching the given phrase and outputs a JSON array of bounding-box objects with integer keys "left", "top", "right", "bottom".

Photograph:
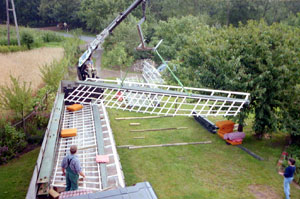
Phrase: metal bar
[
  {"left": 92, "top": 105, "right": 107, "bottom": 189},
  {"left": 38, "top": 93, "right": 64, "bottom": 184}
]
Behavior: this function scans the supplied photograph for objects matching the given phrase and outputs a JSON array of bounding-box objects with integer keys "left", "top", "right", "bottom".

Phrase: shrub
[
  {"left": 0, "top": 38, "right": 18, "bottom": 45},
  {"left": 0, "top": 45, "right": 27, "bottom": 53},
  {"left": 42, "top": 32, "right": 63, "bottom": 43},
  {"left": 0, "top": 122, "right": 27, "bottom": 164},
  {"left": 0, "top": 76, "right": 33, "bottom": 121},
  {"left": 21, "top": 32, "right": 34, "bottom": 49}
]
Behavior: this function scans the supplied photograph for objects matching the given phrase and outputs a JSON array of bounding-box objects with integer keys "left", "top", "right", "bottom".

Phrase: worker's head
[
  {"left": 70, "top": 145, "right": 77, "bottom": 154},
  {"left": 288, "top": 158, "right": 295, "bottom": 166}
]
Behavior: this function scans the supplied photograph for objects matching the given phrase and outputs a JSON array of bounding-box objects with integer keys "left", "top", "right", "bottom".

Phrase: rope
[{"left": 154, "top": 50, "right": 190, "bottom": 95}]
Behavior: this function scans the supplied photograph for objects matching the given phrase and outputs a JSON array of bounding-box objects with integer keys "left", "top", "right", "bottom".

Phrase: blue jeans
[{"left": 284, "top": 177, "right": 293, "bottom": 199}]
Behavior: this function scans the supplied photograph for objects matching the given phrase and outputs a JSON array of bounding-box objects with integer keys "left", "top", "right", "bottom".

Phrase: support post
[
  {"left": 11, "top": 0, "right": 20, "bottom": 46},
  {"left": 6, "top": 0, "right": 10, "bottom": 45}
]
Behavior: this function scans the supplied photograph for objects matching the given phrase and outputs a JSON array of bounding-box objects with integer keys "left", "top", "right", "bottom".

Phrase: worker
[
  {"left": 279, "top": 158, "right": 296, "bottom": 199},
  {"left": 61, "top": 145, "right": 85, "bottom": 191},
  {"left": 81, "top": 58, "right": 96, "bottom": 80}
]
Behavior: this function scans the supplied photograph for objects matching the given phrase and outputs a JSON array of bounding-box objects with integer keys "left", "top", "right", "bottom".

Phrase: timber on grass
[
  {"left": 128, "top": 141, "right": 212, "bottom": 149},
  {"left": 115, "top": 116, "right": 171, "bottom": 120},
  {"left": 130, "top": 127, "right": 187, "bottom": 132}
]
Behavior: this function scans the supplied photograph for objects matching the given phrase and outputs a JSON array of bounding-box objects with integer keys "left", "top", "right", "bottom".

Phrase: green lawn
[
  {"left": 0, "top": 109, "right": 299, "bottom": 199},
  {"left": 108, "top": 109, "right": 300, "bottom": 199},
  {"left": 0, "top": 148, "right": 40, "bottom": 199}
]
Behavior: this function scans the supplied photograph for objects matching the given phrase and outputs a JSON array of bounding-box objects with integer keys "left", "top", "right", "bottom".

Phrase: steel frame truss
[{"left": 64, "top": 79, "right": 250, "bottom": 117}]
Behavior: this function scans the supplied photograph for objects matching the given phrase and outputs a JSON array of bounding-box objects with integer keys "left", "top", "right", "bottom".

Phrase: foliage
[
  {"left": 79, "top": 0, "right": 128, "bottom": 32},
  {"left": 40, "top": 35, "right": 80, "bottom": 91},
  {"left": 0, "top": 121, "right": 27, "bottom": 164},
  {"left": 0, "top": 45, "right": 27, "bottom": 53},
  {"left": 0, "top": 76, "right": 33, "bottom": 120},
  {"left": 173, "top": 20, "right": 300, "bottom": 137},
  {"left": 42, "top": 32, "right": 63, "bottom": 43},
  {"left": 21, "top": 32, "right": 34, "bottom": 49},
  {"left": 102, "top": 42, "right": 134, "bottom": 70},
  {"left": 39, "top": 0, "right": 81, "bottom": 27},
  {"left": 151, "top": 15, "right": 209, "bottom": 62}
]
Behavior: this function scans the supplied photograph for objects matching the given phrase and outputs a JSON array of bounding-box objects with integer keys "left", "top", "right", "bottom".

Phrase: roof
[{"left": 69, "top": 182, "right": 158, "bottom": 199}]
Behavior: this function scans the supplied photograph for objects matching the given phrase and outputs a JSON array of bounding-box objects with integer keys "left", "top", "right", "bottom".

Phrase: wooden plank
[
  {"left": 130, "top": 127, "right": 187, "bottom": 132},
  {"left": 130, "top": 123, "right": 140, "bottom": 126},
  {"left": 117, "top": 145, "right": 134, "bottom": 148},
  {"left": 129, "top": 141, "right": 212, "bottom": 149},
  {"left": 116, "top": 116, "right": 171, "bottom": 120},
  {"left": 133, "top": 137, "right": 145, "bottom": 139},
  {"left": 49, "top": 188, "right": 60, "bottom": 199}
]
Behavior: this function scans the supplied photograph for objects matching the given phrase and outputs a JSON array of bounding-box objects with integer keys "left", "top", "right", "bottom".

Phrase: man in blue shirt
[
  {"left": 61, "top": 145, "right": 86, "bottom": 191},
  {"left": 279, "top": 158, "right": 296, "bottom": 199}
]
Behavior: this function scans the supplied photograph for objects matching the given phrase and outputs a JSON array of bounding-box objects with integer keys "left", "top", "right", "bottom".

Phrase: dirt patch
[
  {"left": 248, "top": 184, "right": 281, "bottom": 199},
  {"left": 0, "top": 47, "right": 64, "bottom": 91}
]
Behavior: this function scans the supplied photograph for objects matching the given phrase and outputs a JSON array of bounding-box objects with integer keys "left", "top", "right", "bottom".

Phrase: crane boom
[{"left": 78, "top": 0, "right": 147, "bottom": 80}]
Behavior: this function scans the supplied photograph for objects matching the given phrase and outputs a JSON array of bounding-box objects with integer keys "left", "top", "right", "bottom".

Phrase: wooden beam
[
  {"left": 128, "top": 141, "right": 212, "bottom": 149},
  {"left": 133, "top": 137, "right": 145, "bottom": 139},
  {"left": 116, "top": 116, "right": 171, "bottom": 120},
  {"left": 130, "top": 123, "right": 140, "bottom": 126},
  {"left": 130, "top": 127, "right": 187, "bottom": 132}
]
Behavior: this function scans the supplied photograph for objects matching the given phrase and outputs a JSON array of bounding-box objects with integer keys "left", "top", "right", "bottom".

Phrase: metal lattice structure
[
  {"left": 142, "top": 61, "right": 164, "bottom": 85},
  {"left": 65, "top": 79, "right": 250, "bottom": 117},
  {"left": 51, "top": 103, "right": 124, "bottom": 191}
]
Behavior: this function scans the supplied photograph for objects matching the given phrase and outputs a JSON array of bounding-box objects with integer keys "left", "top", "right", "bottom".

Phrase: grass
[
  {"left": 107, "top": 109, "right": 300, "bottom": 199},
  {"left": 0, "top": 147, "right": 40, "bottom": 199},
  {"left": 0, "top": 47, "right": 64, "bottom": 91}
]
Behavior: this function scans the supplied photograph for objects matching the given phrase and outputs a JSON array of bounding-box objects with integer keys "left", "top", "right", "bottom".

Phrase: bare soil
[
  {"left": 0, "top": 47, "right": 64, "bottom": 91},
  {"left": 248, "top": 184, "right": 281, "bottom": 199}
]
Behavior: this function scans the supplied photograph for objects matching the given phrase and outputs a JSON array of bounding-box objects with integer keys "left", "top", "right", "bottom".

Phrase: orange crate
[{"left": 216, "top": 120, "right": 235, "bottom": 129}]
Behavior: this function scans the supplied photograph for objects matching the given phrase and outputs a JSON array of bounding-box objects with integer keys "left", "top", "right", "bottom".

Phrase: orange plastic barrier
[
  {"left": 61, "top": 128, "right": 77, "bottom": 138},
  {"left": 67, "top": 104, "right": 83, "bottom": 112}
]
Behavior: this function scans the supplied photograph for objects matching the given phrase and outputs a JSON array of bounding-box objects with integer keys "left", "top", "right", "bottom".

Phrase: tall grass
[{"left": 40, "top": 35, "right": 81, "bottom": 91}]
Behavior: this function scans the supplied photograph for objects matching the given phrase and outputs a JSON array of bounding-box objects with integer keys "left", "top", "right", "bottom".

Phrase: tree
[
  {"left": 0, "top": 76, "right": 33, "bottom": 129},
  {"left": 173, "top": 20, "right": 300, "bottom": 138}
]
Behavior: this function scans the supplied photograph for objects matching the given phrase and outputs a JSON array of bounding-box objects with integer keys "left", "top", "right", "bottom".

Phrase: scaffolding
[
  {"left": 142, "top": 61, "right": 164, "bottom": 85},
  {"left": 51, "top": 103, "right": 124, "bottom": 191},
  {"left": 65, "top": 79, "right": 250, "bottom": 117}
]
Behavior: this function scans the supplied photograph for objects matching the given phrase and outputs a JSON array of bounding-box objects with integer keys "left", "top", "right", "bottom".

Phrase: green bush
[
  {"left": 0, "top": 122, "right": 27, "bottom": 164},
  {"left": 21, "top": 32, "right": 34, "bottom": 49},
  {"left": 42, "top": 32, "right": 63, "bottom": 43},
  {"left": 0, "top": 38, "right": 18, "bottom": 45},
  {"left": 0, "top": 76, "right": 33, "bottom": 121},
  {"left": 0, "top": 45, "right": 27, "bottom": 53}
]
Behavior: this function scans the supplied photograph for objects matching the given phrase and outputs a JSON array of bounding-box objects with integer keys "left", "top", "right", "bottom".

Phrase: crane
[{"left": 77, "top": 0, "right": 150, "bottom": 81}]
